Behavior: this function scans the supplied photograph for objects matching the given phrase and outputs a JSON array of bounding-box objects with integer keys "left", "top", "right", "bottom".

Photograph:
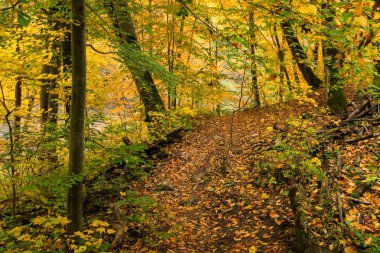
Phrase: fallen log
[{"left": 145, "top": 126, "right": 186, "bottom": 156}]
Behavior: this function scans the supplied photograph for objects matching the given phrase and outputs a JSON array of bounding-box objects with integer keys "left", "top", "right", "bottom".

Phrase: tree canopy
[{"left": 0, "top": 0, "right": 379, "bottom": 252}]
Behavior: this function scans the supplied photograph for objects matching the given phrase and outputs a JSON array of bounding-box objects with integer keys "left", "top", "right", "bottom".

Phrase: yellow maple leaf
[
  {"left": 354, "top": 3, "right": 363, "bottom": 17},
  {"left": 107, "top": 229, "right": 116, "bottom": 234},
  {"left": 96, "top": 227, "right": 106, "bottom": 233},
  {"left": 344, "top": 246, "right": 358, "bottom": 253},
  {"left": 32, "top": 216, "right": 45, "bottom": 225},
  {"left": 269, "top": 211, "right": 279, "bottom": 219},
  {"left": 249, "top": 246, "right": 257, "bottom": 253},
  {"left": 57, "top": 215, "right": 70, "bottom": 226}
]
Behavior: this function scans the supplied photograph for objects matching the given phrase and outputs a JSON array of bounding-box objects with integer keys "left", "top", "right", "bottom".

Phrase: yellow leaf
[
  {"left": 249, "top": 246, "right": 258, "bottom": 253},
  {"left": 17, "top": 234, "right": 31, "bottom": 241},
  {"left": 261, "top": 193, "right": 269, "bottom": 199},
  {"left": 96, "top": 227, "right": 106, "bottom": 233},
  {"left": 354, "top": 3, "right": 363, "bottom": 17},
  {"left": 344, "top": 246, "right": 358, "bottom": 253},
  {"left": 32, "top": 216, "right": 45, "bottom": 225},
  {"left": 269, "top": 211, "right": 279, "bottom": 219},
  {"left": 57, "top": 215, "right": 70, "bottom": 226},
  {"left": 74, "top": 246, "right": 87, "bottom": 253},
  {"left": 107, "top": 229, "right": 116, "bottom": 234},
  {"left": 91, "top": 219, "right": 109, "bottom": 227},
  {"left": 365, "top": 237, "right": 372, "bottom": 245}
]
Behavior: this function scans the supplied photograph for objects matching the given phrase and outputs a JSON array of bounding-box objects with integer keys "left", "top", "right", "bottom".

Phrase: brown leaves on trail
[{"left": 127, "top": 97, "right": 379, "bottom": 252}]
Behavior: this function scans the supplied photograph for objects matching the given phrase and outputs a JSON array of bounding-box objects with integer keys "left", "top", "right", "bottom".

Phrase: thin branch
[
  {"left": 85, "top": 3, "right": 113, "bottom": 36},
  {"left": 86, "top": 44, "right": 116, "bottom": 55},
  {"left": 0, "top": 1, "right": 20, "bottom": 12},
  {"left": 347, "top": 196, "right": 371, "bottom": 205},
  {"left": 178, "top": 0, "right": 249, "bottom": 54},
  {"left": 345, "top": 134, "right": 380, "bottom": 144}
]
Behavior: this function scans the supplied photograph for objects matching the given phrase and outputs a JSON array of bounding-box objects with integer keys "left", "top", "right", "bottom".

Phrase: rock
[{"left": 155, "top": 184, "right": 175, "bottom": 192}]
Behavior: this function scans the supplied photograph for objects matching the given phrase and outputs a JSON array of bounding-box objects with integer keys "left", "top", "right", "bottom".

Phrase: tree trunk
[
  {"left": 249, "top": 10, "right": 260, "bottom": 107},
  {"left": 281, "top": 20, "right": 322, "bottom": 89},
  {"left": 324, "top": 47, "right": 346, "bottom": 113},
  {"left": 322, "top": 3, "right": 346, "bottom": 114},
  {"left": 62, "top": 18, "right": 72, "bottom": 116},
  {"left": 273, "top": 26, "right": 292, "bottom": 96},
  {"left": 166, "top": 0, "right": 176, "bottom": 109},
  {"left": 67, "top": 0, "right": 86, "bottom": 235},
  {"left": 372, "top": 58, "right": 380, "bottom": 89},
  {"left": 40, "top": 63, "right": 50, "bottom": 125},
  {"left": 106, "top": 0, "right": 165, "bottom": 121}
]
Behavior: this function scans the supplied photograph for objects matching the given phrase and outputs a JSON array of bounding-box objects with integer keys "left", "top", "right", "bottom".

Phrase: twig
[
  {"left": 178, "top": 0, "right": 249, "bottom": 54},
  {"left": 345, "top": 134, "right": 380, "bottom": 144},
  {"left": 336, "top": 192, "right": 343, "bottom": 223},
  {"left": 0, "top": 1, "right": 20, "bottom": 12},
  {"left": 86, "top": 44, "right": 116, "bottom": 55},
  {"left": 347, "top": 100, "right": 369, "bottom": 120},
  {"left": 347, "top": 196, "right": 371, "bottom": 205}
]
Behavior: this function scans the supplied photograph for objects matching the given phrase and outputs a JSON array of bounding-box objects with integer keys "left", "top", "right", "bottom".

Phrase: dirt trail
[{"left": 133, "top": 101, "right": 320, "bottom": 252}]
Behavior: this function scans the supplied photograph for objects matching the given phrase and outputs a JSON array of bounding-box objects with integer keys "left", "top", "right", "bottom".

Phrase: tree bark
[
  {"left": 106, "top": 0, "right": 165, "bottom": 121},
  {"left": 67, "top": 0, "right": 86, "bottom": 235},
  {"left": 274, "top": 26, "right": 292, "bottom": 96},
  {"left": 281, "top": 20, "right": 322, "bottom": 89},
  {"left": 40, "top": 62, "right": 49, "bottom": 125},
  {"left": 322, "top": 3, "right": 346, "bottom": 114},
  {"left": 249, "top": 10, "right": 260, "bottom": 107}
]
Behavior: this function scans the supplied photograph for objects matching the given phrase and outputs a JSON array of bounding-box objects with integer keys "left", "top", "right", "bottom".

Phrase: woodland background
[{"left": 0, "top": 0, "right": 379, "bottom": 252}]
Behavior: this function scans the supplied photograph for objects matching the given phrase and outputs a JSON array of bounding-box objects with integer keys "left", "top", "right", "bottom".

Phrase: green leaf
[
  {"left": 17, "top": 12, "right": 31, "bottom": 27},
  {"left": 341, "top": 12, "right": 354, "bottom": 22}
]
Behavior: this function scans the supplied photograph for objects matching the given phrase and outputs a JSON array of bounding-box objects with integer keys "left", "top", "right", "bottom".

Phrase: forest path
[{"left": 133, "top": 100, "right": 321, "bottom": 253}]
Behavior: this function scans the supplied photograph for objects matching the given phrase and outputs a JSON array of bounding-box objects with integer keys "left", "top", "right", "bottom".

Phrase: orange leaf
[{"left": 354, "top": 3, "right": 363, "bottom": 17}]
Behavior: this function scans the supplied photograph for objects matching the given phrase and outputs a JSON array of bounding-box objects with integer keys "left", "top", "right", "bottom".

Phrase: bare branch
[
  {"left": 0, "top": 1, "right": 21, "bottom": 12},
  {"left": 86, "top": 44, "right": 116, "bottom": 55}
]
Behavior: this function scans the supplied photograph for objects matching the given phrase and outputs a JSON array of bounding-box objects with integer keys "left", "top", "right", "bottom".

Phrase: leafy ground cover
[
  {"left": 0, "top": 90, "right": 378, "bottom": 253},
  {"left": 115, "top": 90, "right": 379, "bottom": 252}
]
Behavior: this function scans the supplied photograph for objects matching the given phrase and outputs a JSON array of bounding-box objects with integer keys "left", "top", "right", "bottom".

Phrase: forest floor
[
  {"left": 122, "top": 90, "right": 379, "bottom": 253},
  {"left": 129, "top": 95, "right": 324, "bottom": 252}
]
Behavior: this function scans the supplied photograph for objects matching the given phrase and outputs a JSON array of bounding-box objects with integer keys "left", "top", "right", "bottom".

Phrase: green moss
[{"left": 328, "top": 84, "right": 347, "bottom": 114}]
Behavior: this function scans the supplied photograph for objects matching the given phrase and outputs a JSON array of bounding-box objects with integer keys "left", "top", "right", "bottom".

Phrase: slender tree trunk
[
  {"left": 15, "top": 80, "right": 22, "bottom": 134},
  {"left": 48, "top": 12, "right": 60, "bottom": 125},
  {"left": 48, "top": 42, "right": 59, "bottom": 125},
  {"left": 40, "top": 63, "right": 50, "bottom": 125},
  {"left": 106, "top": 0, "right": 165, "bottom": 121},
  {"left": 15, "top": 38, "right": 22, "bottom": 139},
  {"left": 166, "top": 1, "right": 175, "bottom": 109},
  {"left": 273, "top": 26, "right": 292, "bottom": 98},
  {"left": 249, "top": 10, "right": 260, "bottom": 107},
  {"left": 281, "top": 20, "right": 322, "bottom": 89},
  {"left": 372, "top": 57, "right": 380, "bottom": 89},
  {"left": 293, "top": 61, "right": 300, "bottom": 85},
  {"left": 67, "top": 0, "right": 86, "bottom": 235},
  {"left": 322, "top": 3, "right": 346, "bottom": 114},
  {"left": 148, "top": 0, "right": 153, "bottom": 57},
  {"left": 63, "top": 20, "right": 72, "bottom": 116},
  {"left": 13, "top": 75, "right": 21, "bottom": 219},
  {"left": 313, "top": 42, "right": 319, "bottom": 63}
]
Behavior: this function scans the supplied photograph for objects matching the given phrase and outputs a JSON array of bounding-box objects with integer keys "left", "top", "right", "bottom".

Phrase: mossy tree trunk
[
  {"left": 281, "top": 19, "right": 323, "bottom": 89},
  {"left": 106, "top": 0, "right": 165, "bottom": 121},
  {"left": 322, "top": 3, "right": 347, "bottom": 114},
  {"left": 67, "top": 0, "right": 86, "bottom": 235},
  {"left": 372, "top": 58, "right": 380, "bottom": 90},
  {"left": 249, "top": 9, "right": 260, "bottom": 107}
]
